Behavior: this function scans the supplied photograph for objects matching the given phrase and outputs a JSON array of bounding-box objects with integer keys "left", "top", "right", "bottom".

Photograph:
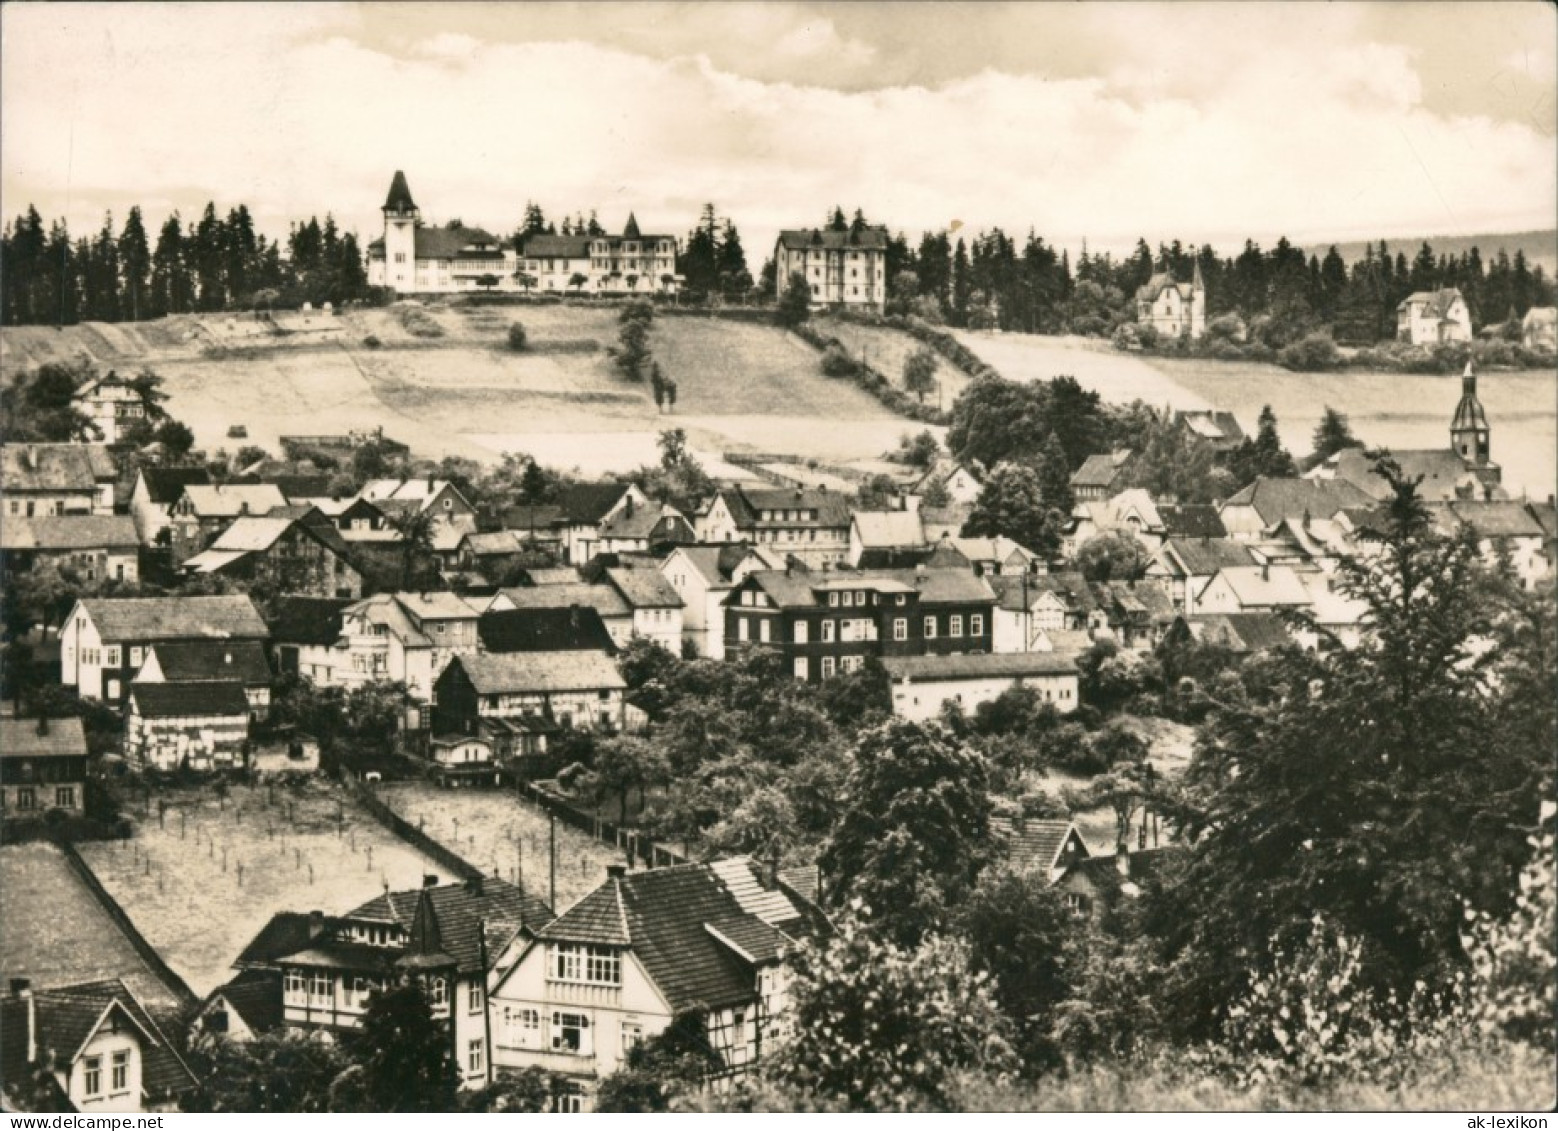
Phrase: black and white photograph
[{"left": 0, "top": 0, "right": 1554, "bottom": 1117}]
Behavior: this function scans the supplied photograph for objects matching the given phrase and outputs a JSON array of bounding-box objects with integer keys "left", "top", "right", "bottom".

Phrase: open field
[
  {"left": 0, "top": 841, "right": 188, "bottom": 1012},
  {"left": 814, "top": 316, "right": 968, "bottom": 411},
  {"left": 74, "top": 778, "right": 452, "bottom": 997},
  {"left": 955, "top": 330, "right": 1558, "bottom": 496},
  {"left": 373, "top": 781, "right": 628, "bottom": 914},
  {"left": 0, "top": 305, "right": 910, "bottom": 473}
]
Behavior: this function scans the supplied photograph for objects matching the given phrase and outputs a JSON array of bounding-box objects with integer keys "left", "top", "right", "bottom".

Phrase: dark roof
[
  {"left": 128, "top": 680, "right": 251, "bottom": 719},
  {"left": 1136, "top": 271, "right": 1197, "bottom": 302},
  {"left": 520, "top": 235, "right": 591, "bottom": 258},
  {"left": 205, "top": 968, "right": 283, "bottom": 1034},
  {"left": 451, "top": 651, "right": 625, "bottom": 695},
  {"left": 0, "top": 717, "right": 87, "bottom": 759},
  {"left": 383, "top": 169, "right": 417, "bottom": 212},
  {"left": 409, "top": 225, "right": 504, "bottom": 261},
  {"left": 882, "top": 652, "right": 1078, "bottom": 680},
  {"left": 349, "top": 878, "right": 554, "bottom": 976},
  {"left": 1431, "top": 500, "right": 1546, "bottom": 538},
  {"left": 988, "top": 571, "right": 1096, "bottom": 613},
  {"left": 2, "top": 444, "right": 116, "bottom": 492},
  {"left": 989, "top": 817, "right": 1090, "bottom": 874},
  {"left": 79, "top": 595, "right": 268, "bottom": 643},
  {"left": 1173, "top": 410, "right": 1246, "bottom": 449},
  {"left": 265, "top": 596, "right": 351, "bottom": 646},
  {"left": 477, "top": 607, "right": 616, "bottom": 654},
  {"left": 1057, "top": 846, "right": 1187, "bottom": 897},
  {"left": 1318, "top": 448, "right": 1492, "bottom": 503},
  {"left": 1071, "top": 451, "right": 1133, "bottom": 489},
  {"left": 726, "top": 485, "right": 852, "bottom": 529},
  {"left": 558, "top": 483, "right": 631, "bottom": 524},
  {"left": 235, "top": 913, "right": 349, "bottom": 967},
  {"left": 776, "top": 227, "right": 890, "bottom": 252},
  {"left": 499, "top": 504, "right": 565, "bottom": 532},
  {"left": 1158, "top": 537, "right": 1257, "bottom": 576},
  {"left": 143, "top": 639, "right": 270, "bottom": 685},
  {"left": 1397, "top": 287, "right": 1465, "bottom": 318},
  {"left": 1157, "top": 504, "right": 1226, "bottom": 539},
  {"left": 605, "top": 566, "right": 682, "bottom": 609},
  {"left": 536, "top": 859, "right": 825, "bottom": 1012},
  {"left": 1186, "top": 612, "right": 1295, "bottom": 653},
  {"left": 263, "top": 474, "right": 332, "bottom": 500},
  {"left": 1223, "top": 477, "right": 1376, "bottom": 525},
  {"left": 15, "top": 979, "right": 198, "bottom": 1100}
]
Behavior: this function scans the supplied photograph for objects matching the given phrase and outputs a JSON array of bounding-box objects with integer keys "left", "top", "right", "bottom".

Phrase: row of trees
[{"left": 0, "top": 204, "right": 373, "bottom": 326}]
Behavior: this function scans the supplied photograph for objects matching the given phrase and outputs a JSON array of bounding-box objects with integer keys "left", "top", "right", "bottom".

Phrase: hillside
[
  {"left": 0, "top": 302, "right": 919, "bottom": 474},
  {"left": 1305, "top": 229, "right": 1557, "bottom": 278}
]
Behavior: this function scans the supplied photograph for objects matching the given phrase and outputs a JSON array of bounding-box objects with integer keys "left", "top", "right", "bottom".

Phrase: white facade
[
  {"left": 888, "top": 669, "right": 1079, "bottom": 722},
  {"left": 773, "top": 228, "right": 888, "bottom": 310}
]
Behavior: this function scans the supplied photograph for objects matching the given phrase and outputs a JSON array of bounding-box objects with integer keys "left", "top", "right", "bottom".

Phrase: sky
[{"left": 2, "top": 2, "right": 1554, "bottom": 264}]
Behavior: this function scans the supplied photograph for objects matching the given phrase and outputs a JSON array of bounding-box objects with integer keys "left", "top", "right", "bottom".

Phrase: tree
[
  {"left": 343, "top": 977, "right": 461, "bottom": 1112},
  {"left": 1160, "top": 458, "right": 1546, "bottom": 1038},
  {"left": 610, "top": 317, "right": 652, "bottom": 382},
  {"left": 819, "top": 719, "right": 994, "bottom": 947},
  {"left": 196, "top": 1029, "right": 350, "bottom": 1112},
  {"left": 962, "top": 461, "right": 1063, "bottom": 559},
  {"left": 383, "top": 505, "right": 439, "bottom": 591},
  {"left": 1310, "top": 406, "right": 1359, "bottom": 462},
  {"left": 1122, "top": 412, "right": 1224, "bottom": 504},
  {"left": 893, "top": 429, "right": 941, "bottom": 470},
  {"left": 1075, "top": 530, "right": 1151, "bottom": 582},
  {"left": 506, "top": 321, "right": 527, "bottom": 351},
  {"left": 590, "top": 734, "right": 666, "bottom": 824},
  {"left": 595, "top": 1010, "right": 723, "bottom": 1112},
  {"left": 776, "top": 272, "right": 811, "bottom": 328},
  {"left": 153, "top": 419, "right": 195, "bottom": 460},
  {"left": 568, "top": 272, "right": 588, "bottom": 294},
  {"left": 902, "top": 346, "right": 938, "bottom": 404},
  {"left": 769, "top": 914, "right": 1018, "bottom": 1110},
  {"left": 1225, "top": 404, "right": 1298, "bottom": 485}
]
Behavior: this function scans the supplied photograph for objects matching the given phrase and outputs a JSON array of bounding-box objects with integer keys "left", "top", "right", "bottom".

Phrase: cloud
[{"left": 1, "top": 3, "right": 1552, "bottom": 265}]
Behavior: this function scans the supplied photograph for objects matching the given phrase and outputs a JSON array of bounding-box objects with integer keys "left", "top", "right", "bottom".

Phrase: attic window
[{"left": 551, "top": 944, "right": 620, "bottom": 986}]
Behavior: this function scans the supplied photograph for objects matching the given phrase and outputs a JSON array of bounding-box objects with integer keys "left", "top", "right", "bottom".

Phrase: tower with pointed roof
[
  {"left": 1451, "top": 360, "right": 1491, "bottom": 466},
  {"left": 382, "top": 171, "right": 420, "bottom": 291}
]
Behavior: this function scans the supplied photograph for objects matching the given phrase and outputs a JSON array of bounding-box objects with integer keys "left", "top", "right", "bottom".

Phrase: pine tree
[{"left": 117, "top": 207, "right": 151, "bottom": 321}]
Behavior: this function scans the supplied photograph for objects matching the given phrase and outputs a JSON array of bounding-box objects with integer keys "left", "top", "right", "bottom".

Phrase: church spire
[
  {"left": 1450, "top": 360, "right": 1490, "bottom": 466},
  {"left": 383, "top": 170, "right": 418, "bottom": 216},
  {"left": 622, "top": 212, "right": 641, "bottom": 239}
]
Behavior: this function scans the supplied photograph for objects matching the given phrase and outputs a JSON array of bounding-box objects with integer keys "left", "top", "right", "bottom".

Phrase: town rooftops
[
  {"left": 1201, "top": 564, "right": 1312, "bottom": 607},
  {"left": 498, "top": 583, "right": 632, "bottom": 618},
  {"left": 1223, "top": 476, "right": 1377, "bottom": 526},
  {"left": 881, "top": 652, "right": 1079, "bottom": 681},
  {"left": 597, "top": 501, "right": 691, "bottom": 543},
  {"left": 349, "top": 877, "right": 554, "bottom": 976},
  {"left": 142, "top": 639, "right": 271, "bottom": 686},
  {"left": 452, "top": 651, "right": 626, "bottom": 695},
  {"left": 77, "top": 595, "right": 268, "bottom": 642},
  {"left": 557, "top": 483, "right": 632, "bottom": 525},
  {"left": 265, "top": 596, "right": 352, "bottom": 647},
  {"left": 2, "top": 444, "right": 116, "bottom": 492},
  {"left": 177, "top": 483, "right": 287, "bottom": 518},
  {"left": 0, "top": 716, "right": 87, "bottom": 759},
  {"left": 534, "top": 858, "right": 825, "bottom": 1013},
  {"left": 0, "top": 514, "right": 138, "bottom": 551},
  {"left": 1157, "top": 504, "right": 1227, "bottom": 539},
  {"left": 396, "top": 590, "right": 481, "bottom": 622},
  {"left": 1308, "top": 447, "right": 1497, "bottom": 502},
  {"left": 666, "top": 544, "right": 764, "bottom": 587},
  {"left": 776, "top": 226, "right": 890, "bottom": 252},
  {"left": 136, "top": 465, "right": 212, "bottom": 505},
  {"left": 360, "top": 477, "right": 471, "bottom": 509},
  {"left": 128, "top": 680, "right": 252, "bottom": 718},
  {"left": 605, "top": 566, "right": 683, "bottom": 609},
  {"left": 1428, "top": 499, "right": 1546, "bottom": 538},
  {"left": 477, "top": 607, "right": 616, "bottom": 654},
  {"left": 1156, "top": 537, "right": 1258, "bottom": 576},
  {"left": 1183, "top": 612, "right": 1295, "bottom": 654},
  {"left": 988, "top": 570, "right": 1096, "bottom": 614},
  {"left": 1071, "top": 450, "right": 1135, "bottom": 489},
  {"left": 235, "top": 911, "right": 352, "bottom": 967},
  {"left": 852, "top": 511, "right": 927, "bottom": 548},
  {"left": 726, "top": 485, "right": 853, "bottom": 528}
]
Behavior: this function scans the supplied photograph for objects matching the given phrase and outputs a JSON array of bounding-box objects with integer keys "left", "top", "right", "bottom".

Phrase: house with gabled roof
[
  {"left": 432, "top": 652, "right": 630, "bottom": 759},
  {"left": 1172, "top": 410, "right": 1246, "bottom": 454},
  {"left": 1071, "top": 450, "right": 1136, "bottom": 502},
  {"left": 324, "top": 591, "right": 481, "bottom": 703},
  {"left": 128, "top": 465, "right": 211, "bottom": 544},
  {"left": 2, "top": 443, "right": 117, "bottom": 518},
  {"left": 491, "top": 583, "right": 635, "bottom": 648},
  {"left": 659, "top": 543, "right": 779, "bottom": 659},
  {"left": 602, "top": 565, "right": 685, "bottom": 652},
  {"left": 909, "top": 459, "right": 983, "bottom": 506},
  {"left": 701, "top": 485, "right": 854, "bottom": 568},
  {"left": 990, "top": 816, "right": 1091, "bottom": 881},
  {"left": 1219, "top": 477, "right": 1377, "bottom": 541},
  {"left": 948, "top": 533, "right": 1042, "bottom": 576},
  {"left": 0, "top": 515, "right": 140, "bottom": 586},
  {"left": 1173, "top": 611, "right": 1295, "bottom": 656},
  {"left": 773, "top": 225, "right": 888, "bottom": 310},
  {"left": 489, "top": 857, "right": 829, "bottom": 1110},
  {"left": 1196, "top": 563, "right": 1313, "bottom": 616},
  {"left": 552, "top": 483, "right": 649, "bottom": 566},
  {"left": 61, "top": 595, "right": 269, "bottom": 704},
  {"left": 179, "top": 512, "right": 365, "bottom": 599},
  {"left": 1136, "top": 263, "right": 1205, "bottom": 339},
  {"left": 71, "top": 372, "right": 147, "bottom": 446},
  {"left": 125, "top": 681, "right": 251, "bottom": 771},
  {"left": 1397, "top": 287, "right": 1471, "bottom": 345},
  {"left": 0, "top": 977, "right": 199, "bottom": 1113},
  {"left": 1147, "top": 537, "right": 1258, "bottom": 614},
  {"left": 988, "top": 570, "right": 1094, "bottom": 652},
  {"left": 595, "top": 497, "right": 695, "bottom": 558},
  {"left": 192, "top": 968, "right": 283, "bottom": 1045},
  {"left": 167, "top": 482, "right": 288, "bottom": 566},
  {"left": 133, "top": 640, "right": 272, "bottom": 721},
  {"left": 848, "top": 510, "right": 928, "bottom": 568},
  {"left": 477, "top": 606, "right": 617, "bottom": 656},
  {"left": 0, "top": 716, "right": 88, "bottom": 820}
]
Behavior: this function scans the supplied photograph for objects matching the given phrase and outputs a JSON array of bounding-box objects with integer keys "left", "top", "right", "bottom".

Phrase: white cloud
[{"left": 1, "top": 3, "right": 1552, "bottom": 264}]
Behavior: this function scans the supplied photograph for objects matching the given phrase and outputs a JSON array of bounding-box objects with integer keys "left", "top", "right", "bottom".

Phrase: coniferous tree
[{"left": 117, "top": 207, "right": 151, "bottom": 321}]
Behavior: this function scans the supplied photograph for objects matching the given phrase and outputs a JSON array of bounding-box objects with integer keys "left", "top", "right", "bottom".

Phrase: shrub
[
  {"left": 506, "top": 322, "right": 528, "bottom": 351},
  {"left": 1206, "top": 313, "right": 1247, "bottom": 343},
  {"left": 362, "top": 334, "right": 381, "bottom": 349},
  {"left": 1279, "top": 332, "right": 1342, "bottom": 372},
  {"left": 396, "top": 305, "right": 444, "bottom": 338},
  {"left": 820, "top": 342, "right": 856, "bottom": 377}
]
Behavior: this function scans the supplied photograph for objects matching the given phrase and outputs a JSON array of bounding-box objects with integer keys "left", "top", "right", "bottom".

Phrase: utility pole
[{"left": 549, "top": 812, "right": 557, "bottom": 911}]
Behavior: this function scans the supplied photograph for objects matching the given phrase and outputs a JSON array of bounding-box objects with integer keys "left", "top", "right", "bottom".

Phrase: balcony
[{"left": 543, "top": 980, "right": 622, "bottom": 1008}]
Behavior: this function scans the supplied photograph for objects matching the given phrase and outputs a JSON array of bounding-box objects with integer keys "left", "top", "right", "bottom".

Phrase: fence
[
  {"left": 55, "top": 839, "right": 199, "bottom": 1009},
  {"left": 336, "top": 771, "right": 487, "bottom": 882},
  {"left": 515, "top": 780, "right": 689, "bottom": 869}
]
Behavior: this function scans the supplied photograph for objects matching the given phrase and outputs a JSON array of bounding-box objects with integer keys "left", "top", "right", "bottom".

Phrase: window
[
  {"left": 841, "top": 591, "right": 854, "bottom": 607},
  {"left": 129, "top": 646, "right": 143, "bottom": 668},
  {"left": 552, "top": 944, "right": 621, "bottom": 985},
  {"left": 111, "top": 1050, "right": 129, "bottom": 1092},
  {"left": 793, "top": 657, "right": 809, "bottom": 680},
  {"left": 84, "top": 1056, "right": 102, "bottom": 1097},
  {"left": 55, "top": 787, "right": 76, "bottom": 808},
  {"left": 429, "top": 978, "right": 447, "bottom": 1008},
  {"left": 551, "top": 1011, "right": 592, "bottom": 1054},
  {"left": 950, "top": 615, "right": 963, "bottom": 637},
  {"left": 503, "top": 1006, "right": 542, "bottom": 1048},
  {"left": 284, "top": 970, "right": 306, "bottom": 1002},
  {"left": 893, "top": 618, "right": 907, "bottom": 641},
  {"left": 924, "top": 616, "right": 938, "bottom": 639},
  {"left": 104, "top": 646, "right": 120, "bottom": 667},
  {"left": 16, "top": 788, "right": 35, "bottom": 811},
  {"left": 311, "top": 974, "right": 332, "bottom": 1003},
  {"left": 841, "top": 656, "right": 864, "bottom": 673},
  {"left": 821, "top": 620, "right": 835, "bottom": 643},
  {"left": 394, "top": 252, "right": 406, "bottom": 264},
  {"left": 737, "top": 618, "right": 749, "bottom": 643},
  {"left": 467, "top": 1038, "right": 484, "bottom": 1073},
  {"left": 622, "top": 1021, "right": 645, "bottom": 1052},
  {"left": 742, "top": 590, "right": 754, "bottom": 607},
  {"left": 468, "top": 983, "right": 484, "bottom": 1014},
  {"left": 758, "top": 619, "right": 771, "bottom": 644},
  {"left": 971, "top": 614, "right": 984, "bottom": 637},
  {"left": 828, "top": 592, "right": 839, "bottom": 607},
  {"left": 793, "top": 621, "right": 808, "bottom": 644},
  {"left": 821, "top": 656, "right": 836, "bottom": 678}
]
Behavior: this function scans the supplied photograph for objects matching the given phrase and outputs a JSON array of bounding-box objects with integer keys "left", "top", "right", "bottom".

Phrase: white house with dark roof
[
  {"left": 0, "top": 515, "right": 140, "bottom": 585},
  {"left": 1135, "top": 263, "right": 1205, "bottom": 339},
  {"left": 489, "top": 857, "right": 828, "bottom": 1110},
  {"left": 432, "top": 652, "right": 631, "bottom": 746},
  {"left": 2, "top": 444, "right": 117, "bottom": 518},
  {"left": 602, "top": 565, "right": 685, "bottom": 652},
  {"left": 883, "top": 651, "right": 1080, "bottom": 722},
  {"left": 366, "top": 171, "right": 513, "bottom": 294},
  {"left": 71, "top": 373, "right": 147, "bottom": 445},
  {"left": 0, "top": 716, "right": 89, "bottom": 818},
  {"left": 659, "top": 544, "right": 779, "bottom": 659},
  {"left": 128, "top": 465, "right": 211, "bottom": 544},
  {"left": 1397, "top": 287, "right": 1471, "bottom": 345},
  {"left": 773, "top": 226, "right": 888, "bottom": 309}
]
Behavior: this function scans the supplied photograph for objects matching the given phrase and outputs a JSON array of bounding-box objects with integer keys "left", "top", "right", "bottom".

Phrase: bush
[
  {"left": 362, "top": 334, "right": 381, "bottom": 349},
  {"left": 1279, "top": 332, "right": 1342, "bottom": 372},
  {"left": 1206, "top": 313, "right": 1247, "bottom": 343},
  {"left": 820, "top": 343, "right": 856, "bottom": 377},
  {"left": 396, "top": 305, "right": 444, "bottom": 338},
  {"left": 506, "top": 322, "right": 528, "bottom": 351}
]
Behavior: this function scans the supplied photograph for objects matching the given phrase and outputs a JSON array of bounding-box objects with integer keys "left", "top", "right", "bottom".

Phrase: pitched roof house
[
  {"left": 129, "top": 466, "right": 212, "bottom": 543},
  {"left": 1396, "top": 287, "right": 1471, "bottom": 345},
  {"left": 2, "top": 444, "right": 117, "bottom": 517}
]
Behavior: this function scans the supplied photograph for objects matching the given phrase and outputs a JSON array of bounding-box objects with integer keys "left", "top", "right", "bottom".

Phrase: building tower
[
  {"left": 1189, "top": 258, "right": 1207, "bottom": 339},
  {"left": 1450, "top": 360, "right": 1491, "bottom": 466},
  {"left": 382, "top": 170, "right": 420, "bottom": 292}
]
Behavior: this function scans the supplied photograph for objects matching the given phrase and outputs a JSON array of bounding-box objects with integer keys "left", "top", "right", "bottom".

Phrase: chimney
[
  {"left": 307, "top": 910, "right": 324, "bottom": 939},
  {"left": 423, "top": 874, "right": 438, "bottom": 887},
  {"left": 606, "top": 864, "right": 627, "bottom": 880},
  {"left": 465, "top": 875, "right": 484, "bottom": 896},
  {"left": 1261, "top": 562, "right": 1270, "bottom": 582},
  {"left": 763, "top": 842, "right": 781, "bottom": 889}
]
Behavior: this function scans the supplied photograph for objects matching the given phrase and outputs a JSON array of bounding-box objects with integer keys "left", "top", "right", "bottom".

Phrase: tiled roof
[
  {"left": 23, "top": 979, "right": 198, "bottom": 1100},
  {"left": 1071, "top": 451, "right": 1133, "bottom": 489},
  {"left": 383, "top": 170, "right": 417, "bottom": 212},
  {"left": 129, "top": 680, "right": 251, "bottom": 718},
  {"left": 724, "top": 485, "right": 852, "bottom": 529},
  {"left": 460, "top": 531, "right": 528, "bottom": 556},
  {"left": 206, "top": 968, "right": 283, "bottom": 1034},
  {"left": 557, "top": 483, "right": 632, "bottom": 524},
  {"left": 852, "top": 511, "right": 926, "bottom": 548},
  {"left": 411, "top": 225, "right": 505, "bottom": 261},
  {"left": 0, "top": 515, "right": 138, "bottom": 552},
  {"left": 2, "top": 444, "right": 115, "bottom": 492},
  {"left": 206, "top": 516, "right": 296, "bottom": 553},
  {"left": 1095, "top": 579, "right": 1177, "bottom": 620},
  {"left": 235, "top": 913, "right": 346, "bottom": 967},
  {"left": 1186, "top": 612, "right": 1293, "bottom": 653},
  {"left": 1136, "top": 271, "right": 1196, "bottom": 303},
  {"left": 882, "top": 652, "right": 1078, "bottom": 681},
  {"left": 79, "top": 595, "right": 268, "bottom": 643},
  {"left": 348, "top": 878, "right": 553, "bottom": 976},
  {"left": 518, "top": 567, "right": 585, "bottom": 585},
  {"left": 950, "top": 535, "right": 1039, "bottom": 566},
  {"left": 453, "top": 651, "right": 625, "bottom": 695},
  {"left": 499, "top": 504, "right": 565, "bottom": 532},
  {"left": 1157, "top": 537, "right": 1257, "bottom": 577},
  {"left": 598, "top": 503, "right": 693, "bottom": 544},
  {"left": 1157, "top": 504, "right": 1226, "bottom": 539},
  {"left": 1429, "top": 500, "right": 1546, "bottom": 539},
  {"left": 396, "top": 591, "right": 481, "bottom": 623},
  {"left": 990, "top": 817, "right": 1090, "bottom": 874},
  {"left": 605, "top": 566, "right": 682, "bottom": 609},
  {"left": 519, "top": 234, "right": 591, "bottom": 258},
  {"left": 1223, "top": 477, "right": 1376, "bottom": 526},
  {"left": 0, "top": 717, "right": 87, "bottom": 759},
  {"left": 1314, "top": 448, "right": 1492, "bottom": 503},
  {"left": 705, "top": 916, "right": 791, "bottom": 964},
  {"left": 498, "top": 583, "right": 631, "bottom": 618},
  {"left": 988, "top": 571, "right": 1095, "bottom": 613},
  {"left": 537, "top": 879, "right": 631, "bottom": 946},
  {"left": 342, "top": 594, "right": 431, "bottom": 648},
  {"left": 776, "top": 227, "right": 890, "bottom": 251},
  {"left": 1397, "top": 288, "right": 1465, "bottom": 318},
  {"left": 265, "top": 596, "right": 352, "bottom": 646},
  {"left": 477, "top": 607, "right": 616, "bottom": 654},
  {"left": 1203, "top": 564, "right": 1312, "bottom": 608},
  {"left": 143, "top": 640, "right": 271, "bottom": 686},
  {"left": 1173, "top": 410, "right": 1245, "bottom": 448}
]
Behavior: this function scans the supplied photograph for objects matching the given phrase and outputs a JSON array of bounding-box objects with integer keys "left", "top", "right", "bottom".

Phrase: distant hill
[{"left": 1304, "top": 230, "right": 1557, "bottom": 278}]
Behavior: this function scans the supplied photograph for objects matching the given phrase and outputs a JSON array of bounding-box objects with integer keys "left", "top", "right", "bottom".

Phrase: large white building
[
  {"left": 773, "top": 227, "right": 888, "bottom": 311},
  {"left": 515, "top": 213, "right": 680, "bottom": 296},
  {"left": 1135, "top": 263, "right": 1206, "bottom": 340}
]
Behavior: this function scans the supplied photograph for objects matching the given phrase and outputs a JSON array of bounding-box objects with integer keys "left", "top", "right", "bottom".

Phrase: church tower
[
  {"left": 382, "top": 170, "right": 420, "bottom": 292},
  {"left": 1450, "top": 360, "right": 1491, "bottom": 466}
]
